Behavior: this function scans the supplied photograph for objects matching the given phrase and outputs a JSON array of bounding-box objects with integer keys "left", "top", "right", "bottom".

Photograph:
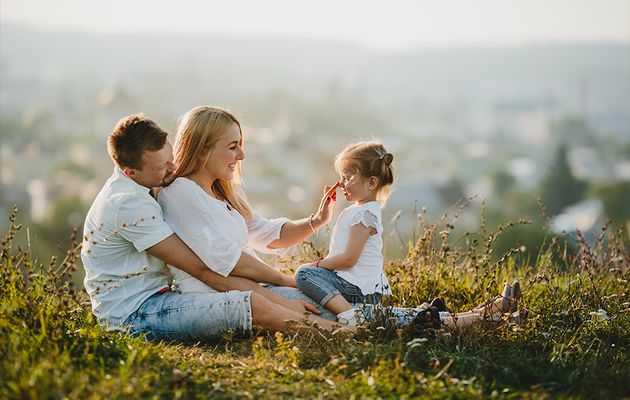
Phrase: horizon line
[{"left": 2, "top": 20, "right": 629, "bottom": 54}]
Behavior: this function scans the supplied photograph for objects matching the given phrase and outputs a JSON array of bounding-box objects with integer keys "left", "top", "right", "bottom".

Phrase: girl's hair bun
[{"left": 382, "top": 153, "right": 394, "bottom": 166}]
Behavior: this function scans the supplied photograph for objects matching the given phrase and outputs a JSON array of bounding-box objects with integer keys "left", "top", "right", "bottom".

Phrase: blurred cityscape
[{"left": 1, "top": 23, "right": 629, "bottom": 259}]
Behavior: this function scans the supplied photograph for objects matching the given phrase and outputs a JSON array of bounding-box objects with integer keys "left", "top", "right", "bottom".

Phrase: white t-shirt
[
  {"left": 330, "top": 201, "right": 392, "bottom": 295},
  {"left": 81, "top": 167, "right": 174, "bottom": 330},
  {"left": 157, "top": 177, "right": 290, "bottom": 294}
]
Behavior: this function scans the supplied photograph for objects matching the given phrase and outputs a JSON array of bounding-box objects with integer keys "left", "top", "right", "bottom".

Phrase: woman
[
  {"left": 158, "top": 105, "right": 521, "bottom": 330},
  {"left": 158, "top": 105, "right": 340, "bottom": 319}
]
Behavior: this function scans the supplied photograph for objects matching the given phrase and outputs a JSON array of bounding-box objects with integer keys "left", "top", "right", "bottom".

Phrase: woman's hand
[
  {"left": 284, "top": 298, "right": 321, "bottom": 314},
  {"left": 313, "top": 182, "right": 339, "bottom": 228},
  {"left": 267, "top": 183, "right": 339, "bottom": 249},
  {"left": 297, "top": 261, "right": 317, "bottom": 270},
  {"left": 302, "top": 259, "right": 324, "bottom": 270}
]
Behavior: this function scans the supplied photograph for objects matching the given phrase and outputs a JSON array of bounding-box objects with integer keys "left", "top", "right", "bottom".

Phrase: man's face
[{"left": 124, "top": 142, "right": 176, "bottom": 188}]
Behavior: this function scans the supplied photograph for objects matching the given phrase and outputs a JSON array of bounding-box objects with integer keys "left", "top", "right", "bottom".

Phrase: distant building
[{"left": 552, "top": 198, "right": 604, "bottom": 234}]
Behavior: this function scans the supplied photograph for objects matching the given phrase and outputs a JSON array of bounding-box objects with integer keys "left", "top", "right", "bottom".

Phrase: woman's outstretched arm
[{"left": 267, "top": 183, "right": 339, "bottom": 249}]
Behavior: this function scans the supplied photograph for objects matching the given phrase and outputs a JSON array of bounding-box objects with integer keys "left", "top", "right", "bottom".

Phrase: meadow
[{"left": 1, "top": 202, "right": 629, "bottom": 399}]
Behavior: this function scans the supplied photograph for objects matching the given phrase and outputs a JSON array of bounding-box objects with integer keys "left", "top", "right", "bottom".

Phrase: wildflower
[
  {"left": 407, "top": 338, "right": 428, "bottom": 350},
  {"left": 589, "top": 309, "right": 610, "bottom": 321}
]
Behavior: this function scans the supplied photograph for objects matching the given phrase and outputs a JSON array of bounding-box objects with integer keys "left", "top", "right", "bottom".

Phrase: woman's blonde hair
[
  {"left": 173, "top": 105, "right": 252, "bottom": 219},
  {"left": 334, "top": 140, "right": 394, "bottom": 205}
]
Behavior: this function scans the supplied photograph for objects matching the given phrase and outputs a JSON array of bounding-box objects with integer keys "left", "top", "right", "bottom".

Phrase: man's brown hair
[{"left": 107, "top": 113, "right": 169, "bottom": 170}]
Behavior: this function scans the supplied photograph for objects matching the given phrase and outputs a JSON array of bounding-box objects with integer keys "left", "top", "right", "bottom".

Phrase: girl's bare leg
[{"left": 324, "top": 294, "right": 354, "bottom": 315}]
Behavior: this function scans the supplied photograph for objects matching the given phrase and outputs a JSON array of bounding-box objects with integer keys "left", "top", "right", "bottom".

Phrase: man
[{"left": 81, "top": 114, "right": 342, "bottom": 341}]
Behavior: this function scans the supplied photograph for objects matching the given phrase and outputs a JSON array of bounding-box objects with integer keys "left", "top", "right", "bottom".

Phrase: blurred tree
[
  {"left": 491, "top": 169, "right": 516, "bottom": 197},
  {"left": 491, "top": 223, "right": 548, "bottom": 262},
  {"left": 549, "top": 115, "right": 597, "bottom": 148},
  {"left": 438, "top": 178, "right": 466, "bottom": 206},
  {"left": 539, "top": 144, "right": 587, "bottom": 215},
  {"left": 595, "top": 181, "right": 630, "bottom": 227}
]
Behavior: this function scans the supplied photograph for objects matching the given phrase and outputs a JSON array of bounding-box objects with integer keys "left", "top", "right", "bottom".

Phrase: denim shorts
[
  {"left": 122, "top": 289, "right": 252, "bottom": 341},
  {"left": 294, "top": 266, "right": 382, "bottom": 306}
]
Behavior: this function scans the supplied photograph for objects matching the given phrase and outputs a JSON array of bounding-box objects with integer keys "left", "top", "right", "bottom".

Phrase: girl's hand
[{"left": 314, "top": 182, "right": 339, "bottom": 227}]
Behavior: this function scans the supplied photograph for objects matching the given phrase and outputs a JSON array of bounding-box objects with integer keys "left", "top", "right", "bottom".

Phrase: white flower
[
  {"left": 589, "top": 309, "right": 610, "bottom": 321},
  {"left": 406, "top": 337, "right": 429, "bottom": 348}
]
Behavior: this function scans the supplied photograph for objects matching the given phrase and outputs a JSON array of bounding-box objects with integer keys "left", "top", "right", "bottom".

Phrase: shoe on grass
[
  {"left": 337, "top": 315, "right": 357, "bottom": 327},
  {"left": 411, "top": 306, "right": 441, "bottom": 331},
  {"left": 430, "top": 297, "right": 448, "bottom": 312}
]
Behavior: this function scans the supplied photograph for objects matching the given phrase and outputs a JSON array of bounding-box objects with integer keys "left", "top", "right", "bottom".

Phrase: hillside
[{"left": 1, "top": 206, "right": 628, "bottom": 399}]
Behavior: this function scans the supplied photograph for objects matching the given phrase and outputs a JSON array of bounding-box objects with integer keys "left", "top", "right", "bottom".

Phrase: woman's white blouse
[
  {"left": 157, "top": 177, "right": 289, "bottom": 293},
  {"left": 330, "top": 201, "right": 392, "bottom": 295}
]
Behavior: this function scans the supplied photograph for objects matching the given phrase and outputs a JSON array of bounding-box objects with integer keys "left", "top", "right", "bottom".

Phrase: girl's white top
[
  {"left": 157, "top": 177, "right": 289, "bottom": 293},
  {"left": 330, "top": 201, "right": 392, "bottom": 295}
]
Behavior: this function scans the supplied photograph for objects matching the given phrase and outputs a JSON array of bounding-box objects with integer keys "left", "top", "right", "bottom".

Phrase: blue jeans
[
  {"left": 122, "top": 289, "right": 252, "bottom": 341},
  {"left": 294, "top": 267, "right": 382, "bottom": 307},
  {"left": 122, "top": 286, "right": 423, "bottom": 342}
]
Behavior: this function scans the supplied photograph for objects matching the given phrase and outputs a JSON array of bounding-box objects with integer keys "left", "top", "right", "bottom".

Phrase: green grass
[{"left": 1, "top": 204, "right": 629, "bottom": 399}]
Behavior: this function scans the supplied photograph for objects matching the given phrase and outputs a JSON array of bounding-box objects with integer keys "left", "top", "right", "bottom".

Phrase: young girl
[{"left": 294, "top": 140, "right": 394, "bottom": 326}]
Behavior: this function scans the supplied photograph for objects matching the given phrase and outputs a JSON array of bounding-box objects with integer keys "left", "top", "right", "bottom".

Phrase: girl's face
[
  {"left": 338, "top": 167, "right": 378, "bottom": 204},
  {"left": 203, "top": 122, "right": 244, "bottom": 182}
]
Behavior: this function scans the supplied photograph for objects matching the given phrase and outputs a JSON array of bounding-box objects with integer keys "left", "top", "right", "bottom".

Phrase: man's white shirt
[{"left": 81, "top": 167, "right": 173, "bottom": 329}]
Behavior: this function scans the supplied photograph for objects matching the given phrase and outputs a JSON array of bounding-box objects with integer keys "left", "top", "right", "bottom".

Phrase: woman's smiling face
[{"left": 203, "top": 122, "right": 244, "bottom": 182}]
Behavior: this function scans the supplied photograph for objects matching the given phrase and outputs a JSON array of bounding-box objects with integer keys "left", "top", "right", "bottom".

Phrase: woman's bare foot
[
  {"left": 473, "top": 282, "right": 514, "bottom": 316},
  {"left": 473, "top": 296, "right": 508, "bottom": 315}
]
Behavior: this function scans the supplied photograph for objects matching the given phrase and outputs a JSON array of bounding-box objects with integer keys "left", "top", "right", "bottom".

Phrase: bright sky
[{"left": 1, "top": 0, "right": 629, "bottom": 51}]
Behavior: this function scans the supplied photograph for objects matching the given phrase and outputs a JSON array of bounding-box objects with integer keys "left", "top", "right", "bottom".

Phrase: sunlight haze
[{"left": 1, "top": 0, "right": 629, "bottom": 51}]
